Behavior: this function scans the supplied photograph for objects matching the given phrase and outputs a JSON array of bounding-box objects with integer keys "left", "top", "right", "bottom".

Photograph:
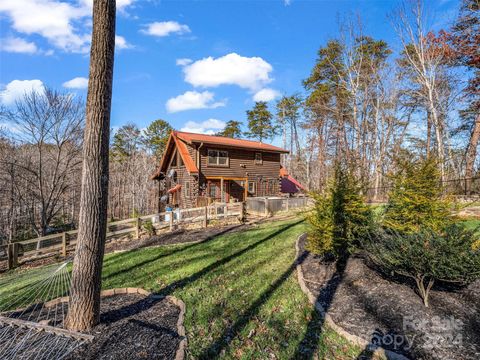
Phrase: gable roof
[
  {"left": 175, "top": 131, "right": 289, "bottom": 153},
  {"left": 151, "top": 131, "right": 199, "bottom": 179},
  {"left": 152, "top": 131, "right": 289, "bottom": 180}
]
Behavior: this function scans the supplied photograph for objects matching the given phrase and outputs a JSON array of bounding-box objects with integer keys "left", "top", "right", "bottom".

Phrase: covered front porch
[{"left": 204, "top": 176, "right": 248, "bottom": 203}]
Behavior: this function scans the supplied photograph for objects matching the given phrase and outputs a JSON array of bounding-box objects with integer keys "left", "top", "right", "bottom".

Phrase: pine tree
[
  {"left": 307, "top": 163, "right": 373, "bottom": 259},
  {"left": 67, "top": 0, "right": 116, "bottom": 331},
  {"left": 246, "top": 102, "right": 277, "bottom": 142},
  {"left": 382, "top": 156, "right": 452, "bottom": 233},
  {"left": 216, "top": 120, "right": 242, "bottom": 138},
  {"left": 111, "top": 124, "right": 143, "bottom": 160},
  {"left": 143, "top": 119, "right": 172, "bottom": 159}
]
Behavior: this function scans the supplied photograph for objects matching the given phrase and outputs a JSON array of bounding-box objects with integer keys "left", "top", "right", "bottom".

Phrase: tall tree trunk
[
  {"left": 66, "top": 0, "right": 116, "bottom": 331},
  {"left": 426, "top": 110, "right": 432, "bottom": 158},
  {"left": 465, "top": 113, "right": 480, "bottom": 194}
]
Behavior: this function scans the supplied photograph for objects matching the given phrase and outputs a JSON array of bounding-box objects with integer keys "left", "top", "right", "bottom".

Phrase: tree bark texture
[
  {"left": 66, "top": 0, "right": 116, "bottom": 331},
  {"left": 465, "top": 113, "right": 480, "bottom": 194}
]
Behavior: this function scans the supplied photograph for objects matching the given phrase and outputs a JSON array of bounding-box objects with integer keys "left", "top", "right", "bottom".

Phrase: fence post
[
  {"left": 61, "top": 233, "right": 69, "bottom": 257},
  {"left": 264, "top": 198, "right": 269, "bottom": 217},
  {"left": 286, "top": 198, "right": 289, "bottom": 212},
  {"left": 7, "top": 243, "right": 18, "bottom": 270},
  {"left": 135, "top": 217, "right": 141, "bottom": 239},
  {"left": 203, "top": 206, "right": 208, "bottom": 228},
  {"left": 169, "top": 211, "right": 174, "bottom": 232}
]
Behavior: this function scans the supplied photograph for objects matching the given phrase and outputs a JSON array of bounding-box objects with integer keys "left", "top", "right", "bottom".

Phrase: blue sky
[{"left": 0, "top": 0, "right": 460, "bottom": 138}]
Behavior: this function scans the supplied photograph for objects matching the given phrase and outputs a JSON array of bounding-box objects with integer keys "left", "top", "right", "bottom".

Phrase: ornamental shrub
[
  {"left": 382, "top": 156, "right": 452, "bottom": 233},
  {"left": 307, "top": 164, "right": 373, "bottom": 259},
  {"left": 142, "top": 219, "right": 156, "bottom": 236},
  {"left": 363, "top": 224, "right": 480, "bottom": 307}
]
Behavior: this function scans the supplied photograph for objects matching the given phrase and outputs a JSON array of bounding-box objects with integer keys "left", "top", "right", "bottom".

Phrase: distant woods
[
  {"left": 243, "top": 0, "right": 480, "bottom": 195},
  {"left": 0, "top": 0, "right": 478, "bottom": 243},
  {"left": 0, "top": 89, "right": 172, "bottom": 244}
]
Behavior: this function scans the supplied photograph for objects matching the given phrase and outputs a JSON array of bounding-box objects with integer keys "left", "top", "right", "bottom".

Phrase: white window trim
[
  {"left": 254, "top": 152, "right": 263, "bottom": 165},
  {"left": 248, "top": 181, "right": 256, "bottom": 194},
  {"left": 207, "top": 149, "right": 229, "bottom": 167}
]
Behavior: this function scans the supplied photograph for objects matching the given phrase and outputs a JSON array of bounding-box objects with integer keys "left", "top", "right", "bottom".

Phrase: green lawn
[{"left": 1, "top": 217, "right": 370, "bottom": 359}]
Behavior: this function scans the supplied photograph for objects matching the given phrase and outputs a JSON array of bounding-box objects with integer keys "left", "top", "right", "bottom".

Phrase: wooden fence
[{"left": 1, "top": 202, "right": 244, "bottom": 270}]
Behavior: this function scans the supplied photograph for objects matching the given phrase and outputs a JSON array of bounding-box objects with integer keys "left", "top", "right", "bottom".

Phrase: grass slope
[{"left": 1, "top": 217, "right": 369, "bottom": 359}]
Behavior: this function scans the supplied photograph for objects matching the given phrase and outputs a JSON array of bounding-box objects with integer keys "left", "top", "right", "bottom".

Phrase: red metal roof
[
  {"left": 153, "top": 131, "right": 290, "bottom": 180},
  {"left": 172, "top": 134, "right": 198, "bottom": 174},
  {"left": 287, "top": 175, "right": 305, "bottom": 190},
  {"left": 174, "top": 131, "right": 289, "bottom": 153}
]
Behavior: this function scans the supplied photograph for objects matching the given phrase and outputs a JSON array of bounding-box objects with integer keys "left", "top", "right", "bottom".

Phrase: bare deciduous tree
[{"left": 0, "top": 89, "right": 84, "bottom": 238}]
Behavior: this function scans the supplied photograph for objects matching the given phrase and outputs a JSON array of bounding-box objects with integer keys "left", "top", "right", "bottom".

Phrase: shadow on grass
[
  {"left": 292, "top": 236, "right": 349, "bottom": 359},
  {"left": 102, "top": 224, "right": 245, "bottom": 281},
  {"left": 197, "top": 250, "right": 308, "bottom": 359},
  {"left": 100, "top": 219, "right": 304, "bottom": 323}
]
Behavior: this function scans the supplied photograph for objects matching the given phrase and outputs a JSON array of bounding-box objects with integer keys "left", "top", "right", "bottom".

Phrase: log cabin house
[{"left": 152, "top": 131, "right": 296, "bottom": 209}]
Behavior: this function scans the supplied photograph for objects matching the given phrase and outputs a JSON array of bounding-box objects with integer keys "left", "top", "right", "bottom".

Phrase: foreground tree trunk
[
  {"left": 66, "top": 0, "right": 116, "bottom": 331},
  {"left": 465, "top": 114, "right": 480, "bottom": 194}
]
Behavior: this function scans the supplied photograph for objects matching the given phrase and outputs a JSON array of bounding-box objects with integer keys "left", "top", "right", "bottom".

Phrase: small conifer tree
[
  {"left": 307, "top": 163, "right": 373, "bottom": 259},
  {"left": 364, "top": 225, "right": 480, "bottom": 307},
  {"left": 382, "top": 156, "right": 452, "bottom": 233}
]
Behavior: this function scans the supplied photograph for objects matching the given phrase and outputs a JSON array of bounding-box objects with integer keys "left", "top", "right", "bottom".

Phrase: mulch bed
[
  {"left": 298, "top": 235, "right": 480, "bottom": 360},
  {"left": 6, "top": 294, "right": 182, "bottom": 360}
]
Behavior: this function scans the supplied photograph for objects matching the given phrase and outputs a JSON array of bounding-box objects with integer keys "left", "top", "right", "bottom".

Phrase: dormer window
[
  {"left": 255, "top": 152, "right": 263, "bottom": 165},
  {"left": 208, "top": 149, "right": 229, "bottom": 167}
]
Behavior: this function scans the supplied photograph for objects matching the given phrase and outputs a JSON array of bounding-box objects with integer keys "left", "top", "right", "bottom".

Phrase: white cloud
[
  {"left": 0, "top": 0, "right": 135, "bottom": 53},
  {"left": 180, "top": 119, "right": 226, "bottom": 134},
  {"left": 79, "top": 0, "right": 135, "bottom": 11},
  {"left": 0, "top": 37, "right": 38, "bottom": 54},
  {"left": 253, "top": 88, "right": 281, "bottom": 102},
  {"left": 0, "top": 0, "right": 90, "bottom": 53},
  {"left": 0, "top": 121, "right": 22, "bottom": 134},
  {"left": 166, "top": 91, "right": 226, "bottom": 113},
  {"left": 0, "top": 79, "right": 44, "bottom": 105},
  {"left": 115, "top": 35, "right": 131, "bottom": 50},
  {"left": 63, "top": 76, "right": 88, "bottom": 89},
  {"left": 181, "top": 53, "right": 273, "bottom": 91},
  {"left": 176, "top": 58, "right": 192, "bottom": 66},
  {"left": 141, "top": 21, "right": 190, "bottom": 37},
  {"left": 284, "top": 0, "right": 291, "bottom": 5}
]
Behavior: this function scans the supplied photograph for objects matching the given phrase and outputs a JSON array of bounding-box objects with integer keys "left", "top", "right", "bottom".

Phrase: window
[
  {"left": 184, "top": 180, "right": 190, "bottom": 198},
  {"left": 254, "top": 152, "right": 263, "bottom": 165},
  {"left": 208, "top": 149, "right": 229, "bottom": 167},
  {"left": 208, "top": 182, "right": 218, "bottom": 198},
  {"left": 248, "top": 181, "right": 256, "bottom": 194},
  {"left": 268, "top": 179, "right": 276, "bottom": 194}
]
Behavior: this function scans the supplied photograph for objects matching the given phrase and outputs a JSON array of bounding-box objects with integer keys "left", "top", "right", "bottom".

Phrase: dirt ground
[
  {"left": 66, "top": 294, "right": 181, "bottom": 360},
  {"left": 298, "top": 235, "right": 480, "bottom": 360}
]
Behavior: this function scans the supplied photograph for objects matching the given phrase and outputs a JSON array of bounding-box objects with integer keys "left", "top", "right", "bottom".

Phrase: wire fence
[{"left": 365, "top": 176, "right": 480, "bottom": 203}]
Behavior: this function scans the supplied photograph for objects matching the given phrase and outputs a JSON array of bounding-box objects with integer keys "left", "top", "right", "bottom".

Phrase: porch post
[
  {"left": 220, "top": 177, "right": 224, "bottom": 203},
  {"left": 244, "top": 177, "right": 248, "bottom": 200}
]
